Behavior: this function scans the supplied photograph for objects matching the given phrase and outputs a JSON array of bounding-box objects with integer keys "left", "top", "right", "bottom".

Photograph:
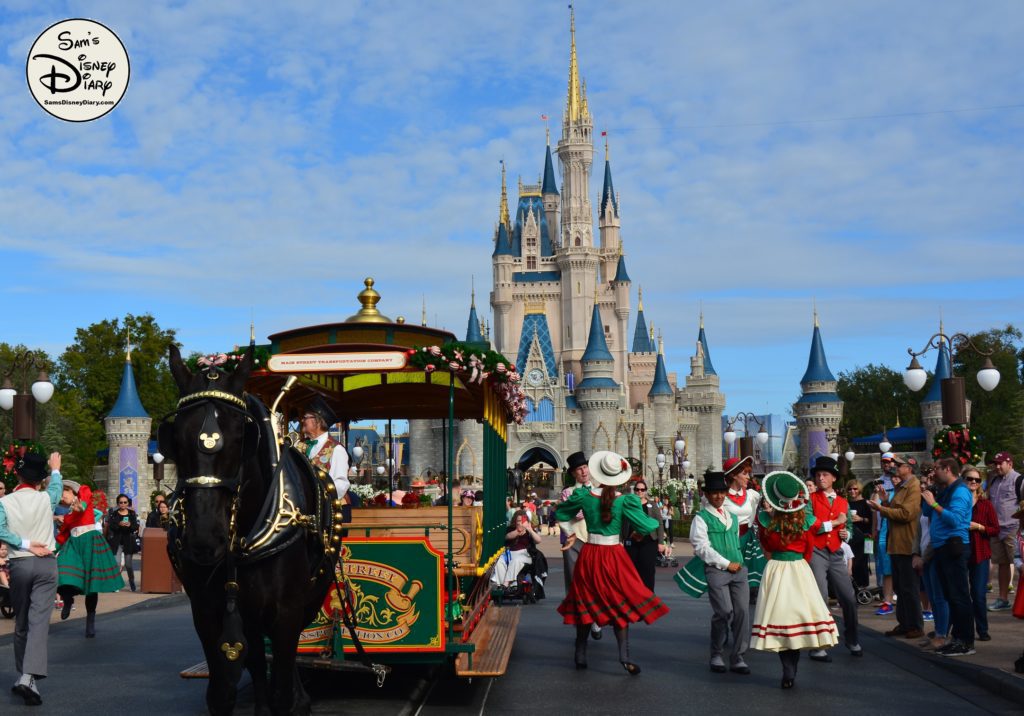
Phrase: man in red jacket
[{"left": 807, "top": 456, "right": 862, "bottom": 662}]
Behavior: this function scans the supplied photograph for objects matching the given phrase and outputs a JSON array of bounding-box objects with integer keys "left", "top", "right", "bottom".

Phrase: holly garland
[
  {"left": 932, "top": 425, "right": 983, "bottom": 466},
  {"left": 1, "top": 439, "right": 48, "bottom": 488},
  {"left": 407, "top": 341, "right": 527, "bottom": 424}
]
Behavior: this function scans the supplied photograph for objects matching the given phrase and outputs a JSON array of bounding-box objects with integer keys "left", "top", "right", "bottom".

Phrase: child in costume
[
  {"left": 750, "top": 471, "right": 839, "bottom": 689},
  {"left": 556, "top": 451, "right": 669, "bottom": 675},
  {"left": 56, "top": 481, "right": 122, "bottom": 637},
  {"left": 679, "top": 470, "right": 751, "bottom": 675}
]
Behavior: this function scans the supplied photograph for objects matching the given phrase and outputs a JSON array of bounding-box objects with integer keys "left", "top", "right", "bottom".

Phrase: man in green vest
[{"left": 679, "top": 471, "right": 751, "bottom": 675}]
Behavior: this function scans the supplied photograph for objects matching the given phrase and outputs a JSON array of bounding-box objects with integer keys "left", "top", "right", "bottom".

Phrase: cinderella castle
[{"left": 409, "top": 11, "right": 728, "bottom": 487}]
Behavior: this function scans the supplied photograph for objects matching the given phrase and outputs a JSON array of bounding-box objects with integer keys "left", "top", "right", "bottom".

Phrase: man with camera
[
  {"left": 922, "top": 457, "right": 974, "bottom": 656},
  {"left": 869, "top": 454, "right": 923, "bottom": 639}
]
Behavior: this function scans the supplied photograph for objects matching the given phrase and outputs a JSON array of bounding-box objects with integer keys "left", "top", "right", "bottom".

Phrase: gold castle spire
[
  {"left": 499, "top": 160, "right": 511, "bottom": 228},
  {"left": 605, "top": 132, "right": 610, "bottom": 161},
  {"left": 813, "top": 299, "right": 819, "bottom": 328},
  {"left": 658, "top": 331, "right": 664, "bottom": 356},
  {"left": 565, "top": 4, "right": 589, "bottom": 123},
  {"left": 471, "top": 275, "right": 476, "bottom": 308},
  {"left": 638, "top": 286, "right": 644, "bottom": 312}
]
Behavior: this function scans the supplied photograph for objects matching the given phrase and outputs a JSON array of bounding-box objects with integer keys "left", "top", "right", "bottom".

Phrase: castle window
[
  {"left": 526, "top": 256, "right": 537, "bottom": 270},
  {"left": 526, "top": 235, "right": 537, "bottom": 250},
  {"left": 575, "top": 236, "right": 581, "bottom": 246}
]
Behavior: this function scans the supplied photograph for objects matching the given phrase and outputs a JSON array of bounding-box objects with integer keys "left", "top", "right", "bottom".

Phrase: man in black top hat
[
  {"left": 559, "top": 451, "right": 601, "bottom": 639},
  {"left": 300, "top": 395, "right": 349, "bottom": 501},
  {"left": 808, "top": 455, "right": 862, "bottom": 661},
  {"left": 0, "top": 452, "right": 64, "bottom": 705},
  {"left": 689, "top": 471, "right": 751, "bottom": 675}
]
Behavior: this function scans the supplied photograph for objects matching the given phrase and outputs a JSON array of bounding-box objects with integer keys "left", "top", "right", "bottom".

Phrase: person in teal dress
[{"left": 556, "top": 451, "right": 669, "bottom": 675}]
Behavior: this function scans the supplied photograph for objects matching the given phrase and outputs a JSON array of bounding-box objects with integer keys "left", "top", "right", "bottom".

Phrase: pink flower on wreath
[
  {"left": 428, "top": 346, "right": 442, "bottom": 357},
  {"left": 425, "top": 364, "right": 436, "bottom": 373},
  {"left": 449, "top": 361, "right": 462, "bottom": 371},
  {"left": 453, "top": 349, "right": 464, "bottom": 362},
  {"left": 496, "top": 363, "right": 507, "bottom": 374}
]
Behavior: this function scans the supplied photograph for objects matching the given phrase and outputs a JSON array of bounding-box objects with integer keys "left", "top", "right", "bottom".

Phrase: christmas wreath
[
  {"left": 932, "top": 425, "right": 983, "bottom": 466},
  {"left": 1, "top": 440, "right": 48, "bottom": 488},
  {"left": 407, "top": 342, "right": 527, "bottom": 424}
]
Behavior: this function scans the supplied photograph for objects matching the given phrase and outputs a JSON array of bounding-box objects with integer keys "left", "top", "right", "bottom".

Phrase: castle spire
[
  {"left": 600, "top": 136, "right": 619, "bottom": 218},
  {"left": 499, "top": 160, "right": 511, "bottom": 229},
  {"left": 923, "top": 316, "right": 952, "bottom": 403},
  {"left": 613, "top": 247, "right": 630, "bottom": 283},
  {"left": 108, "top": 345, "right": 148, "bottom": 419},
  {"left": 542, "top": 142, "right": 559, "bottom": 196},
  {"left": 697, "top": 318, "right": 717, "bottom": 376},
  {"left": 465, "top": 286, "right": 483, "bottom": 344},
  {"left": 565, "top": 4, "right": 589, "bottom": 124},
  {"left": 581, "top": 302, "right": 613, "bottom": 363},
  {"left": 648, "top": 339, "right": 673, "bottom": 397},
  {"left": 631, "top": 287, "right": 653, "bottom": 353},
  {"left": 421, "top": 295, "right": 427, "bottom": 326},
  {"left": 800, "top": 320, "right": 836, "bottom": 385},
  {"left": 492, "top": 162, "right": 514, "bottom": 256}
]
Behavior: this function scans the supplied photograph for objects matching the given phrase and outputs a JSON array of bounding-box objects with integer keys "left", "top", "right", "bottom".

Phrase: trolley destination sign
[{"left": 267, "top": 351, "right": 408, "bottom": 373}]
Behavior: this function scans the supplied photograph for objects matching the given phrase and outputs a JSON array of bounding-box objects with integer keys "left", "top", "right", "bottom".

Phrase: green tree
[
  {"left": 53, "top": 314, "right": 178, "bottom": 479},
  {"left": 835, "top": 364, "right": 922, "bottom": 442},
  {"left": 953, "top": 325, "right": 1024, "bottom": 457}
]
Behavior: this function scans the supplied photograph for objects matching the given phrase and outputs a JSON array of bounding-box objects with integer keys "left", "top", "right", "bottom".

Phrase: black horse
[{"left": 162, "top": 345, "right": 341, "bottom": 715}]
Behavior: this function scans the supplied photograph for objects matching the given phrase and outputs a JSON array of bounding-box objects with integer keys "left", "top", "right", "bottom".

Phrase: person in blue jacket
[{"left": 922, "top": 456, "right": 974, "bottom": 657}]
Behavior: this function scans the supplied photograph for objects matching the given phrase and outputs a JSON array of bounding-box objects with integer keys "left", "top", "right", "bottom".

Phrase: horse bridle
[{"left": 163, "top": 388, "right": 256, "bottom": 559}]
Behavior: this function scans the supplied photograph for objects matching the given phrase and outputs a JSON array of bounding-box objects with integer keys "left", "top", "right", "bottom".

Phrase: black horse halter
[{"left": 160, "top": 389, "right": 260, "bottom": 562}]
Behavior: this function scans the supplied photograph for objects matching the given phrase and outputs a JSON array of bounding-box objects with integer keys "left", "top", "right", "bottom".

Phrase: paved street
[{"left": 1, "top": 547, "right": 1022, "bottom": 714}]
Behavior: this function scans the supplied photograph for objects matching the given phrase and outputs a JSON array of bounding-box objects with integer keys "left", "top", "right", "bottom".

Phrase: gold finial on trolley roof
[{"left": 345, "top": 277, "right": 392, "bottom": 324}]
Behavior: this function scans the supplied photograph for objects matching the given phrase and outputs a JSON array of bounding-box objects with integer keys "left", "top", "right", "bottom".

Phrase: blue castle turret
[
  {"left": 631, "top": 288, "right": 653, "bottom": 353},
  {"left": 104, "top": 345, "right": 154, "bottom": 507},
  {"left": 794, "top": 312, "right": 843, "bottom": 470},
  {"left": 465, "top": 289, "right": 484, "bottom": 344}
]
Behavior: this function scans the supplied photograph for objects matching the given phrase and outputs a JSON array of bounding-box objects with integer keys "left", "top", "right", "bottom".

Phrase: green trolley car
[{"left": 242, "top": 278, "right": 522, "bottom": 680}]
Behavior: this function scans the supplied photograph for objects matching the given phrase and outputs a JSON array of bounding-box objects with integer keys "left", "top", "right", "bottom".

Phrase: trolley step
[
  {"left": 455, "top": 604, "right": 520, "bottom": 678},
  {"left": 179, "top": 661, "right": 209, "bottom": 679}
]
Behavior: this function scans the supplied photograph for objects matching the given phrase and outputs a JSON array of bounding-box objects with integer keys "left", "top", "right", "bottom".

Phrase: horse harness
[{"left": 163, "top": 388, "right": 343, "bottom": 594}]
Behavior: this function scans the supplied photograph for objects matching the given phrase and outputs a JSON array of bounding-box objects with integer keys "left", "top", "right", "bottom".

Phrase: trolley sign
[{"left": 267, "top": 352, "right": 408, "bottom": 373}]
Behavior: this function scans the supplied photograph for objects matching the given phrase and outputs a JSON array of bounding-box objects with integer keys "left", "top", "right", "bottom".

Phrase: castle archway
[{"left": 513, "top": 444, "right": 562, "bottom": 501}]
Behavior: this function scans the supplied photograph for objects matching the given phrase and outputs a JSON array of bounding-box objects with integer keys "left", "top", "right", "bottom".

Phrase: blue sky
[{"left": 2, "top": 1, "right": 1022, "bottom": 419}]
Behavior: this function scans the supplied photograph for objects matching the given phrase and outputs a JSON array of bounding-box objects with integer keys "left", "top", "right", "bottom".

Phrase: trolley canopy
[{"left": 245, "top": 318, "right": 514, "bottom": 426}]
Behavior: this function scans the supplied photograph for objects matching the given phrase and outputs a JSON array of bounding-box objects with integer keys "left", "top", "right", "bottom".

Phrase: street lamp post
[
  {"left": 0, "top": 351, "right": 55, "bottom": 441},
  {"left": 152, "top": 451, "right": 165, "bottom": 493},
  {"left": 655, "top": 448, "right": 666, "bottom": 497},
  {"left": 723, "top": 412, "right": 770, "bottom": 467},
  {"left": 903, "top": 331, "right": 1000, "bottom": 425},
  {"left": 673, "top": 434, "right": 685, "bottom": 479}
]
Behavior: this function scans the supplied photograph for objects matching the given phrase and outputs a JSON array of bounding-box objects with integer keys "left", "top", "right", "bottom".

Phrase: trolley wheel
[
  {"left": 1, "top": 604, "right": 13, "bottom": 619},
  {"left": 856, "top": 589, "right": 873, "bottom": 606}
]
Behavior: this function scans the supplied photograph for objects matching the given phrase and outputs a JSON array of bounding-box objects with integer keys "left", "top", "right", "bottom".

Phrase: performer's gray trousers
[
  {"left": 563, "top": 538, "right": 583, "bottom": 593},
  {"left": 10, "top": 555, "right": 58, "bottom": 677},
  {"left": 811, "top": 546, "right": 859, "bottom": 647},
  {"left": 706, "top": 565, "right": 750, "bottom": 662}
]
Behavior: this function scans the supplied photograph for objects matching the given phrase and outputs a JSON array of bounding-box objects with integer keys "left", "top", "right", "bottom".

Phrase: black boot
[
  {"left": 614, "top": 625, "right": 640, "bottom": 675},
  {"left": 574, "top": 624, "right": 589, "bottom": 669},
  {"left": 85, "top": 594, "right": 98, "bottom": 638},
  {"left": 60, "top": 594, "right": 74, "bottom": 621}
]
